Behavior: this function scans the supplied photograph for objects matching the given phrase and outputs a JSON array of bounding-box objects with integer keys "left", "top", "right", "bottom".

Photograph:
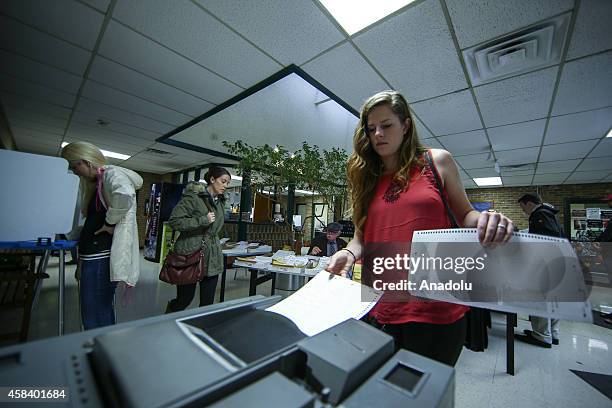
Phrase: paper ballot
[
  {"left": 266, "top": 271, "right": 382, "bottom": 336},
  {"left": 409, "top": 229, "right": 592, "bottom": 322}
]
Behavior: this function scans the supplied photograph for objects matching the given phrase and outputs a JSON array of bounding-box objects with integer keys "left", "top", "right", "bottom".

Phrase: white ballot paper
[
  {"left": 266, "top": 271, "right": 382, "bottom": 336},
  {"left": 410, "top": 229, "right": 592, "bottom": 322}
]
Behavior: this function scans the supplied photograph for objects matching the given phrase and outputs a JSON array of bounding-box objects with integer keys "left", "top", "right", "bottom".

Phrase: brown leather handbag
[{"left": 158, "top": 246, "right": 207, "bottom": 285}]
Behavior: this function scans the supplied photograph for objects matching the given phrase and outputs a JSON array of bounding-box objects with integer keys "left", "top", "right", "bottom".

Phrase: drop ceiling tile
[
  {"left": 468, "top": 168, "right": 500, "bottom": 178},
  {"left": 148, "top": 142, "right": 217, "bottom": 160},
  {"left": 603, "top": 173, "right": 612, "bottom": 182},
  {"left": 500, "top": 168, "right": 534, "bottom": 176},
  {"left": 76, "top": 97, "right": 174, "bottom": 134},
  {"left": 0, "top": 73, "right": 76, "bottom": 108},
  {"left": 15, "top": 143, "right": 60, "bottom": 157},
  {"left": 353, "top": 0, "right": 467, "bottom": 101},
  {"left": 0, "top": 0, "right": 104, "bottom": 50},
  {"left": 501, "top": 175, "right": 533, "bottom": 186},
  {"left": 12, "top": 127, "right": 63, "bottom": 143},
  {"left": 535, "top": 159, "right": 581, "bottom": 174},
  {"left": 474, "top": 67, "right": 558, "bottom": 127},
  {"left": 488, "top": 120, "right": 546, "bottom": 151},
  {"left": 532, "top": 173, "right": 570, "bottom": 185},
  {"left": 552, "top": 51, "right": 612, "bottom": 115},
  {"left": 80, "top": 0, "right": 110, "bottom": 13},
  {"left": 98, "top": 22, "right": 242, "bottom": 105},
  {"left": 422, "top": 138, "right": 444, "bottom": 150},
  {"left": 458, "top": 169, "right": 470, "bottom": 180},
  {"left": 587, "top": 138, "right": 612, "bottom": 158},
  {"left": 81, "top": 81, "right": 192, "bottom": 126},
  {"left": 495, "top": 147, "right": 540, "bottom": 166},
  {"left": 462, "top": 179, "right": 478, "bottom": 189},
  {"left": 566, "top": 0, "right": 612, "bottom": 60},
  {"left": 71, "top": 111, "right": 161, "bottom": 140},
  {"left": 88, "top": 57, "right": 214, "bottom": 117},
  {"left": 0, "top": 15, "right": 91, "bottom": 75},
  {"left": 545, "top": 107, "right": 612, "bottom": 144},
  {"left": 564, "top": 171, "right": 606, "bottom": 183},
  {"left": 0, "top": 92, "right": 72, "bottom": 120},
  {"left": 66, "top": 122, "right": 152, "bottom": 147},
  {"left": 446, "top": 0, "right": 573, "bottom": 49},
  {"left": 197, "top": 0, "right": 344, "bottom": 65},
  {"left": 575, "top": 157, "right": 612, "bottom": 172},
  {"left": 8, "top": 119, "right": 64, "bottom": 136},
  {"left": 455, "top": 152, "right": 493, "bottom": 170},
  {"left": 438, "top": 130, "right": 489, "bottom": 156},
  {"left": 112, "top": 0, "right": 281, "bottom": 88},
  {"left": 4, "top": 107, "right": 69, "bottom": 130},
  {"left": 413, "top": 116, "right": 434, "bottom": 139},
  {"left": 301, "top": 42, "right": 387, "bottom": 111},
  {"left": 411, "top": 90, "right": 481, "bottom": 135},
  {"left": 539, "top": 140, "right": 599, "bottom": 161},
  {"left": 0, "top": 50, "right": 82, "bottom": 94}
]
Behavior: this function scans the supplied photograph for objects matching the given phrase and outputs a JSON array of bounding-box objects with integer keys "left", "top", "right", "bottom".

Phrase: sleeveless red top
[{"left": 365, "top": 156, "right": 469, "bottom": 325}]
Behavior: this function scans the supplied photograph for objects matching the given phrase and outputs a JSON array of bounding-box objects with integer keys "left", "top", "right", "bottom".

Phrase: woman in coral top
[{"left": 326, "top": 90, "right": 514, "bottom": 366}]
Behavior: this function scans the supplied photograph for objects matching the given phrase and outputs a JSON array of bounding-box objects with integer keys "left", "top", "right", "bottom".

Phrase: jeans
[
  {"left": 79, "top": 258, "right": 118, "bottom": 330},
  {"left": 530, "top": 316, "right": 559, "bottom": 344}
]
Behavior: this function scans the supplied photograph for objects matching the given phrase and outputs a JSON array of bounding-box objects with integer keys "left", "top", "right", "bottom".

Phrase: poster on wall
[
  {"left": 471, "top": 201, "right": 493, "bottom": 212},
  {"left": 586, "top": 208, "right": 601, "bottom": 220}
]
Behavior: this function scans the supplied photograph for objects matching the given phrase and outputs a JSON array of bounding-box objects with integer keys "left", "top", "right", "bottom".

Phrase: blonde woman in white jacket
[{"left": 61, "top": 141, "right": 143, "bottom": 330}]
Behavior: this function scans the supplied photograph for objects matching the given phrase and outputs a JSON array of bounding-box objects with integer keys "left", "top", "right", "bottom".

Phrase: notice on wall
[{"left": 586, "top": 208, "right": 601, "bottom": 220}]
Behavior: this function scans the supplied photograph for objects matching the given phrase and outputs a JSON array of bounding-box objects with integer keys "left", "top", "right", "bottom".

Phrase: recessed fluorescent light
[
  {"left": 319, "top": 0, "right": 416, "bottom": 35},
  {"left": 473, "top": 177, "right": 503, "bottom": 187},
  {"left": 61, "top": 142, "right": 131, "bottom": 160},
  {"left": 231, "top": 175, "right": 242, "bottom": 181},
  {"left": 606, "top": 128, "right": 612, "bottom": 138}
]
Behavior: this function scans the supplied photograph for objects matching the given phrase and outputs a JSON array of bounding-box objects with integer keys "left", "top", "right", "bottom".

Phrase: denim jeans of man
[{"left": 79, "top": 258, "right": 118, "bottom": 330}]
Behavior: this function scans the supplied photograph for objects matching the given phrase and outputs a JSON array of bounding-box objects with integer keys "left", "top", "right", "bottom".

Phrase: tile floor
[{"left": 6, "top": 253, "right": 612, "bottom": 407}]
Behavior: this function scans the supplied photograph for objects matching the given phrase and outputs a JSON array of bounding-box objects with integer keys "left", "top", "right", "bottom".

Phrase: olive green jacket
[{"left": 168, "top": 190, "right": 225, "bottom": 278}]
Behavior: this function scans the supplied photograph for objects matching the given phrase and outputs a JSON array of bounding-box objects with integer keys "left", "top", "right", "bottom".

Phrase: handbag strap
[{"left": 424, "top": 150, "right": 459, "bottom": 228}]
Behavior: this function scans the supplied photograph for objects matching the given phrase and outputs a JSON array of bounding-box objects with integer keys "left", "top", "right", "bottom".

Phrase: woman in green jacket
[{"left": 165, "top": 166, "right": 231, "bottom": 312}]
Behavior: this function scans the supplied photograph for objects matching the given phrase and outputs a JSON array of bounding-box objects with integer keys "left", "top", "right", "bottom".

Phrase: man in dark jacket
[
  {"left": 308, "top": 222, "right": 347, "bottom": 257},
  {"left": 515, "top": 193, "right": 563, "bottom": 348}
]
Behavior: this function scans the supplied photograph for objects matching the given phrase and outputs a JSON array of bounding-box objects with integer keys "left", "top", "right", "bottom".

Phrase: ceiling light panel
[
  {"left": 474, "top": 177, "right": 502, "bottom": 186},
  {"left": 318, "top": 0, "right": 415, "bottom": 35}
]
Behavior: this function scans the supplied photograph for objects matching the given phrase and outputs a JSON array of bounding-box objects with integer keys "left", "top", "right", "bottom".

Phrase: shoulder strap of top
[{"left": 424, "top": 150, "right": 459, "bottom": 228}]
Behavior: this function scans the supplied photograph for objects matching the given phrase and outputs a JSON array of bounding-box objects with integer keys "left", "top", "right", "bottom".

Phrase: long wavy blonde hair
[
  {"left": 60, "top": 141, "right": 106, "bottom": 216},
  {"left": 347, "top": 90, "right": 427, "bottom": 233}
]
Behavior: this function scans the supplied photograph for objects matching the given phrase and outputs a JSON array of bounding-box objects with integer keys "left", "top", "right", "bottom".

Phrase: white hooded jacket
[{"left": 98, "top": 165, "right": 143, "bottom": 287}]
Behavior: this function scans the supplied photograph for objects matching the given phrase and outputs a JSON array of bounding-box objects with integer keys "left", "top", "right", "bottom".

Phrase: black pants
[
  {"left": 167, "top": 275, "right": 219, "bottom": 312},
  {"left": 380, "top": 316, "right": 467, "bottom": 366}
]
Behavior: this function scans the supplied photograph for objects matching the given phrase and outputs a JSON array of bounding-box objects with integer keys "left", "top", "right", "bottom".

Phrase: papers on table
[
  {"left": 266, "top": 271, "right": 382, "bottom": 336},
  {"left": 409, "top": 229, "right": 592, "bottom": 322}
]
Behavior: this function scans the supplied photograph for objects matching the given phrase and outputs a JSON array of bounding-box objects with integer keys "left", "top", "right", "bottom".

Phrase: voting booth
[{"left": 0, "top": 150, "right": 79, "bottom": 337}]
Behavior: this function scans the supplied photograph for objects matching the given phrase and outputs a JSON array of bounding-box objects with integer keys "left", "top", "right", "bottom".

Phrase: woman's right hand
[
  {"left": 207, "top": 212, "right": 215, "bottom": 223},
  {"left": 325, "top": 249, "right": 355, "bottom": 278}
]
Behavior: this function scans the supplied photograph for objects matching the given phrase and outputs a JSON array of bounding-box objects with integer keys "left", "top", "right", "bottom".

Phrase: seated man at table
[{"left": 308, "top": 222, "right": 347, "bottom": 257}]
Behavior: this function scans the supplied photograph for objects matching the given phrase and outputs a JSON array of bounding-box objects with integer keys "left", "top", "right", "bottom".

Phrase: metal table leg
[
  {"left": 58, "top": 249, "right": 65, "bottom": 336},
  {"left": 506, "top": 313, "right": 515, "bottom": 375},
  {"left": 270, "top": 273, "right": 276, "bottom": 296}
]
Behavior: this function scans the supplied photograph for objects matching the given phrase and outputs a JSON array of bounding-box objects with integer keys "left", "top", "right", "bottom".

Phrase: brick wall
[
  {"left": 465, "top": 182, "right": 612, "bottom": 231},
  {"left": 136, "top": 171, "right": 172, "bottom": 247}
]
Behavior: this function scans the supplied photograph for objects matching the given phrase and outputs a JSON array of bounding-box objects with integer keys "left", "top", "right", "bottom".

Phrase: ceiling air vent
[
  {"left": 145, "top": 148, "right": 173, "bottom": 156},
  {"left": 463, "top": 13, "right": 571, "bottom": 86}
]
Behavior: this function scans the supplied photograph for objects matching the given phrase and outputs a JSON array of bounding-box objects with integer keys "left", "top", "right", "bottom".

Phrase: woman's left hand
[
  {"left": 95, "top": 224, "right": 115, "bottom": 236},
  {"left": 476, "top": 211, "right": 514, "bottom": 244}
]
